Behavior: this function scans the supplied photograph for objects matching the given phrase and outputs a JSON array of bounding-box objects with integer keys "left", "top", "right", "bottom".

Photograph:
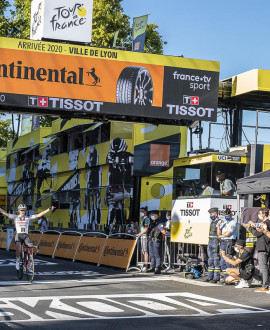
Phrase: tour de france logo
[
  {"left": 50, "top": 3, "right": 87, "bottom": 32},
  {"left": 184, "top": 227, "right": 193, "bottom": 239}
]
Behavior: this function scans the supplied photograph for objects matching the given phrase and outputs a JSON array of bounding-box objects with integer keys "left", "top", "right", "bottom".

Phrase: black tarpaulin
[{"left": 237, "top": 169, "right": 270, "bottom": 194}]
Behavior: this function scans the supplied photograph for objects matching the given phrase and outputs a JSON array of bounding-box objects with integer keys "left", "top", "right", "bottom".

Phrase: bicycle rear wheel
[{"left": 26, "top": 254, "right": 34, "bottom": 283}]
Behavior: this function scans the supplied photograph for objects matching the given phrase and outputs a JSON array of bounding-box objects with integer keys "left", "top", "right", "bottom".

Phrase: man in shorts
[
  {"left": 135, "top": 207, "right": 150, "bottom": 272},
  {"left": 0, "top": 204, "right": 56, "bottom": 270}
]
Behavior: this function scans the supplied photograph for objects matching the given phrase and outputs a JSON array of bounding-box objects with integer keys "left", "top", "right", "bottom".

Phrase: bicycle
[{"left": 17, "top": 244, "right": 38, "bottom": 283}]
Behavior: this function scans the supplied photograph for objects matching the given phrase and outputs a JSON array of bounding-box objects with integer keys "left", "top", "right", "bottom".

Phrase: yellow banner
[
  {"left": 54, "top": 235, "right": 81, "bottom": 259},
  {"left": 0, "top": 232, "right": 7, "bottom": 249},
  {"left": 99, "top": 238, "right": 136, "bottom": 269},
  {"left": 75, "top": 236, "right": 106, "bottom": 264},
  {"left": 28, "top": 232, "right": 42, "bottom": 247},
  {"left": 38, "top": 233, "right": 60, "bottom": 256}
]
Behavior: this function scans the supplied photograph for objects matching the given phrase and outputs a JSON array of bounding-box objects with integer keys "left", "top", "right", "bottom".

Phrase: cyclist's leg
[
  {"left": 24, "top": 235, "right": 33, "bottom": 257},
  {"left": 15, "top": 234, "right": 22, "bottom": 270}
]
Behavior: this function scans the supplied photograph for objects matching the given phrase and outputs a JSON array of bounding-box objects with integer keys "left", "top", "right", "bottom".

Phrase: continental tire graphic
[{"left": 116, "top": 66, "right": 153, "bottom": 106}]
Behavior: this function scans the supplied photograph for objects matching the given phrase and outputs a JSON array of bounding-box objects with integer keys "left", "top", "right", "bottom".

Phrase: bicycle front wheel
[{"left": 26, "top": 254, "right": 34, "bottom": 283}]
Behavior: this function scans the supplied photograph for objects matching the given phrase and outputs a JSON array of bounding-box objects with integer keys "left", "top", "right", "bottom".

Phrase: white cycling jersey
[{"left": 8, "top": 214, "right": 36, "bottom": 234}]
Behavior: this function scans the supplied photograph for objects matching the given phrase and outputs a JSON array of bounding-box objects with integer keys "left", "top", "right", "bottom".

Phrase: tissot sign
[
  {"left": 0, "top": 37, "right": 219, "bottom": 124},
  {"left": 30, "top": 0, "right": 93, "bottom": 43}
]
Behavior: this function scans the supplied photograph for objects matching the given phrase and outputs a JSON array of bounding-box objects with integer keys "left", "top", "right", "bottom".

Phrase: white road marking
[
  {"left": 0, "top": 292, "right": 268, "bottom": 323},
  {"left": 77, "top": 301, "right": 124, "bottom": 313},
  {"left": 35, "top": 271, "right": 100, "bottom": 276},
  {"left": 129, "top": 300, "right": 177, "bottom": 311},
  {"left": 186, "top": 299, "right": 216, "bottom": 307},
  {"left": 0, "top": 276, "right": 220, "bottom": 286},
  {"left": 0, "top": 259, "right": 56, "bottom": 266}
]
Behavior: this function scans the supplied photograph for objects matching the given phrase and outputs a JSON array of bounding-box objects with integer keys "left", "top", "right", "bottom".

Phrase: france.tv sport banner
[
  {"left": 132, "top": 15, "right": 148, "bottom": 52},
  {"left": 0, "top": 37, "right": 220, "bottom": 124}
]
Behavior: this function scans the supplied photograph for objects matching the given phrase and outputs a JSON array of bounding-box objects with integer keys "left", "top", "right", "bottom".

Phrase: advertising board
[
  {"left": 0, "top": 37, "right": 219, "bottom": 125},
  {"left": 30, "top": 0, "right": 93, "bottom": 43},
  {"left": 171, "top": 198, "right": 244, "bottom": 244}
]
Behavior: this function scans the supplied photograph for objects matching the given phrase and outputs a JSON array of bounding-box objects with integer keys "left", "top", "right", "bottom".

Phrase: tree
[
  {"left": 0, "top": 1, "right": 10, "bottom": 37},
  {"left": 0, "top": 116, "right": 14, "bottom": 147}
]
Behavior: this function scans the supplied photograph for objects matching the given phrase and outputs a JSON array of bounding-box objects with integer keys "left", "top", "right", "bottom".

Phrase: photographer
[
  {"left": 220, "top": 239, "right": 254, "bottom": 288},
  {"left": 243, "top": 207, "right": 270, "bottom": 292}
]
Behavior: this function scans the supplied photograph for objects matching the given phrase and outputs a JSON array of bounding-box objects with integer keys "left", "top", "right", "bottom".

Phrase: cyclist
[{"left": 0, "top": 204, "right": 56, "bottom": 270}]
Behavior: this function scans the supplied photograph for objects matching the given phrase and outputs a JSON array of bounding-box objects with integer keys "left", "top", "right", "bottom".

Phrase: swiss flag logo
[
  {"left": 187, "top": 202, "right": 193, "bottom": 208},
  {"left": 191, "top": 96, "right": 199, "bottom": 105},
  {"left": 38, "top": 97, "right": 48, "bottom": 107}
]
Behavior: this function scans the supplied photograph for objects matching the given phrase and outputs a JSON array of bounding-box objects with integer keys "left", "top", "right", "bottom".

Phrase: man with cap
[
  {"left": 147, "top": 210, "right": 166, "bottom": 274},
  {"left": 220, "top": 239, "right": 254, "bottom": 288},
  {"left": 217, "top": 208, "right": 238, "bottom": 282},
  {"left": 205, "top": 207, "right": 221, "bottom": 283}
]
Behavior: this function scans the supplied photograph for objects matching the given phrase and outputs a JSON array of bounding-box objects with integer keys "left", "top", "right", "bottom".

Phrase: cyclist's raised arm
[
  {"left": 0, "top": 208, "right": 14, "bottom": 219},
  {"left": 34, "top": 206, "right": 56, "bottom": 218}
]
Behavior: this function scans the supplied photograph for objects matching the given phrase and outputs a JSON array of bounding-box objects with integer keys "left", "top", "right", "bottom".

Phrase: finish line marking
[
  {"left": 0, "top": 276, "right": 220, "bottom": 286},
  {"left": 0, "top": 292, "right": 268, "bottom": 323}
]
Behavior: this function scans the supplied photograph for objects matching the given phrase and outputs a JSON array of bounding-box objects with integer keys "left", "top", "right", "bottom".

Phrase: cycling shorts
[{"left": 15, "top": 233, "right": 32, "bottom": 246}]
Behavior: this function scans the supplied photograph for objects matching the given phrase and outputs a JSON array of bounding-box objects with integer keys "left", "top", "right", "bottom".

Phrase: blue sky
[{"left": 122, "top": 0, "right": 270, "bottom": 151}]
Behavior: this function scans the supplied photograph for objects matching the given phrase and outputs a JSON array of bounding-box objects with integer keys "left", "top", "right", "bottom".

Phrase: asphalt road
[{"left": 0, "top": 249, "right": 270, "bottom": 329}]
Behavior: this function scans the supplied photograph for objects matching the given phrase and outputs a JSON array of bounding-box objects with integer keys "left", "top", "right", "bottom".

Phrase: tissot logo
[
  {"left": 187, "top": 202, "right": 193, "bottom": 208},
  {"left": 223, "top": 204, "right": 232, "bottom": 210},
  {"left": 183, "top": 95, "right": 199, "bottom": 105},
  {"left": 38, "top": 97, "right": 48, "bottom": 107}
]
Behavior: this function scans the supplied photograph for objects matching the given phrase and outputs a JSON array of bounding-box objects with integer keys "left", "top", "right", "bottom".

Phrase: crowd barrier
[
  {"left": 0, "top": 230, "right": 137, "bottom": 271},
  {"left": 1, "top": 229, "right": 204, "bottom": 272}
]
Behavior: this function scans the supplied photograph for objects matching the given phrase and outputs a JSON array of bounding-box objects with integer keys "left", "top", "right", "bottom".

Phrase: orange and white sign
[
  {"left": 75, "top": 236, "right": 106, "bottom": 264},
  {"left": 0, "top": 37, "right": 219, "bottom": 124},
  {"left": 38, "top": 233, "right": 60, "bottom": 256},
  {"left": 99, "top": 238, "right": 136, "bottom": 269},
  {"left": 28, "top": 232, "right": 42, "bottom": 247},
  {"left": 0, "top": 232, "right": 7, "bottom": 249},
  {"left": 150, "top": 144, "right": 170, "bottom": 167},
  {"left": 54, "top": 234, "right": 81, "bottom": 259}
]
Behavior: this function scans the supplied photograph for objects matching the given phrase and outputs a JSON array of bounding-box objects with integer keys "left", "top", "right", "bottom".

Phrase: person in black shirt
[
  {"left": 220, "top": 239, "right": 254, "bottom": 288},
  {"left": 243, "top": 207, "right": 270, "bottom": 292}
]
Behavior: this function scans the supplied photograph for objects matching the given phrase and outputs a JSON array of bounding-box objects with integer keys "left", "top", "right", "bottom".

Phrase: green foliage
[
  {"left": 40, "top": 116, "right": 55, "bottom": 127},
  {"left": 0, "top": 117, "right": 14, "bottom": 147},
  {"left": 0, "top": 0, "right": 10, "bottom": 37}
]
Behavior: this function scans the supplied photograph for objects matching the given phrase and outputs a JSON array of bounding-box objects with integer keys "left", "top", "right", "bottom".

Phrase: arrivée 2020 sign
[{"left": 0, "top": 37, "right": 220, "bottom": 125}]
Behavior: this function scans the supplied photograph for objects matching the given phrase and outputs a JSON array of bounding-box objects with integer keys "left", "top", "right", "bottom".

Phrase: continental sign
[
  {"left": 0, "top": 231, "right": 7, "bottom": 249},
  {"left": 75, "top": 236, "right": 106, "bottom": 264},
  {"left": 38, "top": 233, "right": 59, "bottom": 256},
  {"left": 99, "top": 238, "right": 136, "bottom": 269},
  {"left": 54, "top": 234, "right": 81, "bottom": 259},
  {"left": 0, "top": 37, "right": 220, "bottom": 124}
]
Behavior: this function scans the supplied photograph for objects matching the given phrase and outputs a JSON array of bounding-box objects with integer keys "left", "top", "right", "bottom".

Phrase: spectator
[
  {"left": 164, "top": 210, "right": 172, "bottom": 272},
  {"left": 243, "top": 208, "right": 270, "bottom": 292},
  {"left": 125, "top": 220, "right": 138, "bottom": 235},
  {"left": 201, "top": 181, "right": 214, "bottom": 196},
  {"left": 205, "top": 207, "right": 220, "bottom": 283},
  {"left": 220, "top": 239, "right": 254, "bottom": 288},
  {"left": 38, "top": 215, "right": 50, "bottom": 233},
  {"left": 135, "top": 207, "right": 150, "bottom": 272},
  {"left": 147, "top": 210, "right": 166, "bottom": 274},
  {"left": 217, "top": 208, "right": 238, "bottom": 282}
]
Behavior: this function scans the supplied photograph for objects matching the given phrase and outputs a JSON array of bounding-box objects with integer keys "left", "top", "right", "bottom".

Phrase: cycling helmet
[
  {"left": 109, "top": 137, "right": 127, "bottom": 153},
  {"left": 18, "top": 204, "right": 27, "bottom": 210}
]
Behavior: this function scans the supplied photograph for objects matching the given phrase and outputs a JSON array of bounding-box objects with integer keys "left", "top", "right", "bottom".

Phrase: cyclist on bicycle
[{"left": 0, "top": 204, "right": 56, "bottom": 270}]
